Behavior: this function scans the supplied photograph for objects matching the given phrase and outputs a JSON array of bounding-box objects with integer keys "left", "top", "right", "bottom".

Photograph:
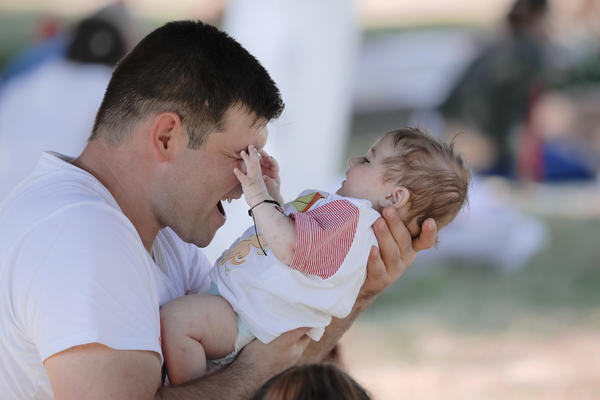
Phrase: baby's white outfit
[{"left": 209, "top": 190, "right": 379, "bottom": 361}]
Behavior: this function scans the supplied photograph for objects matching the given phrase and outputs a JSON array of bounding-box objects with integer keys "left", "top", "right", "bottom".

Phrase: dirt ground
[{"left": 340, "top": 323, "right": 600, "bottom": 399}]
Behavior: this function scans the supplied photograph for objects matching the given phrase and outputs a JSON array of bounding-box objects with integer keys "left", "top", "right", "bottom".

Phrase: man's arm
[
  {"left": 159, "top": 328, "right": 309, "bottom": 399},
  {"left": 299, "top": 207, "right": 438, "bottom": 363},
  {"left": 45, "top": 329, "right": 309, "bottom": 400},
  {"left": 45, "top": 344, "right": 162, "bottom": 400}
]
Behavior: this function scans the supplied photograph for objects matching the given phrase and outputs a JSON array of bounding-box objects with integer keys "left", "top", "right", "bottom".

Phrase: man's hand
[
  {"left": 160, "top": 328, "right": 310, "bottom": 400},
  {"left": 358, "top": 207, "right": 437, "bottom": 306},
  {"left": 237, "top": 328, "right": 310, "bottom": 377},
  {"left": 299, "top": 207, "right": 437, "bottom": 364}
]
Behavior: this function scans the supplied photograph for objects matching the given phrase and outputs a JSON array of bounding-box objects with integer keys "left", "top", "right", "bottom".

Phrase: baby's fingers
[
  {"left": 233, "top": 167, "right": 248, "bottom": 184},
  {"left": 258, "top": 149, "right": 276, "bottom": 166},
  {"left": 248, "top": 146, "right": 263, "bottom": 170}
]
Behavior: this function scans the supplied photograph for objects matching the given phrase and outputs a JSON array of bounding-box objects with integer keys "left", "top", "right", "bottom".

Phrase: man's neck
[{"left": 72, "top": 140, "right": 161, "bottom": 251}]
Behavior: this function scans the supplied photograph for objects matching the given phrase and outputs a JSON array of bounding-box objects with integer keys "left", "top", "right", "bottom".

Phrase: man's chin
[
  {"left": 196, "top": 222, "right": 224, "bottom": 248},
  {"left": 194, "top": 230, "right": 217, "bottom": 248}
]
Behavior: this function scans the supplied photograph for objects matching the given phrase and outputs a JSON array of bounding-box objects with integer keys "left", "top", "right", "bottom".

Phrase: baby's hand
[
  {"left": 258, "top": 149, "right": 284, "bottom": 205},
  {"left": 234, "top": 145, "right": 270, "bottom": 207}
]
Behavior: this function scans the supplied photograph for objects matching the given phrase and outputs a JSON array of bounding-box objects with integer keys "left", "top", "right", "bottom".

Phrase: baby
[{"left": 160, "top": 127, "right": 470, "bottom": 384}]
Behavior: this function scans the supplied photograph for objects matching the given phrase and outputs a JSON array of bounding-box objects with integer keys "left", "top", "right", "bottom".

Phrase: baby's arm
[
  {"left": 234, "top": 145, "right": 296, "bottom": 265},
  {"left": 160, "top": 294, "right": 238, "bottom": 384}
]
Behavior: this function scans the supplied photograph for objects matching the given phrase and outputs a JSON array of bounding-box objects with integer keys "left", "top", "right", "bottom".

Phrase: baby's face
[{"left": 336, "top": 135, "right": 398, "bottom": 211}]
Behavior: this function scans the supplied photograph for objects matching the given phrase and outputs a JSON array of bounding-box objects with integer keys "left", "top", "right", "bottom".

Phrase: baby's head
[{"left": 336, "top": 127, "right": 470, "bottom": 237}]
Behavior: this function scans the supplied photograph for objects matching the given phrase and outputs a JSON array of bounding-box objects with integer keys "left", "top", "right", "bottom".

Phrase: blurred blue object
[
  {"left": 541, "top": 143, "right": 596, "bottom": 181},
  {"left": 0, "top": 35, "right": 67, "bottom": 88}
]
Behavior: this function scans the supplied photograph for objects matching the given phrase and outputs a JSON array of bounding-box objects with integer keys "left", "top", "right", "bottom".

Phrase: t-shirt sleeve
[
  {"left": 288, "top": 200, "right": 359, "bottom": 279},
  {"left": 22, "top": 204, "right": 162, "bottom": 363}
]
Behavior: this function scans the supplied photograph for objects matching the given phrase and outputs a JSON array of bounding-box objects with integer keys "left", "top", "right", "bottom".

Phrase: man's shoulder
[{"left": 0, "top": 194, "right": 139, "bottom": 277}]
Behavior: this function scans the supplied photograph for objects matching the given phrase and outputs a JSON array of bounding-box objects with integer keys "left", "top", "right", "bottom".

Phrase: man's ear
[
  {"left": 380, "top": 186, "right": 410, "bottom": 208},
  {"left": 150, "top": 112, "right": 186, "bottom": 162}
]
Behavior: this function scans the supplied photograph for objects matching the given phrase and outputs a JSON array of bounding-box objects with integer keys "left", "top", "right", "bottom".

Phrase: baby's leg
[{"left": 160, "top": 293, "right": 238, "bottom": 384}]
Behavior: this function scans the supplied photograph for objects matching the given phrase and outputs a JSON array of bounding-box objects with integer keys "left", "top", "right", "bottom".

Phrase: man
[{"left": 0, "top": 21, "right": 436, "bottom": 399}]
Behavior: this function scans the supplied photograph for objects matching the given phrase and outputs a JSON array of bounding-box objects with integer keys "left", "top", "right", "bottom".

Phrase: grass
[
  {"left": 363, "top": 216, "right": 600, "bottom": 334},
  {"left": 342, "top": 213, "right": 600, "bottom": 399}
]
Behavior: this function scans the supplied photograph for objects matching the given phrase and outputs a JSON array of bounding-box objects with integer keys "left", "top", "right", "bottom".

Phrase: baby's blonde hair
[{"left": 382, "top": 127, "right": 470, "bottom": 230}]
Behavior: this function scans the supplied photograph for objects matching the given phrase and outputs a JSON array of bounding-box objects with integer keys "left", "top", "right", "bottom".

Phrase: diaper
[{"left": 206, "top": 282, "right": 255, "bottom": 370}]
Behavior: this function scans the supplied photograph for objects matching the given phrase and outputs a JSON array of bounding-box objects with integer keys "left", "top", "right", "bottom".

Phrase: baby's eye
[{"left": 361, "top": 157, "right": 370, "bottom": 164}]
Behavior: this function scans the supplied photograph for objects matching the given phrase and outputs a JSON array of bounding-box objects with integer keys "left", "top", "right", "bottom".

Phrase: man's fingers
[
  {"left": 372, "top": 215, "right": 405, "bottom": 278},
  {"left": 381, "top": 207, "right": 414, "bottom": 258},
  {"left": 285, "top": 327, "right": 310, "bottom": 341},
  {"left": 366, "top": 245, "right": 385, "bottom": 280},
  {"left": 279, "top": 327, "right": 311, "bottom": 350},
  {"left": 413, "top": 218, "right": 437, "bottom": 252}
]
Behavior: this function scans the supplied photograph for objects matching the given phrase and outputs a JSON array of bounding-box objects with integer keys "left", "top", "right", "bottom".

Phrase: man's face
[{"left": 154, "top": 106, "right": 268, "bottom": 247}]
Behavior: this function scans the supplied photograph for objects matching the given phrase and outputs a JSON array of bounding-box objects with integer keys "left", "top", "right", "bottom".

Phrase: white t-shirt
[
  {"left": 0, "top": 152, "right": 212, "bottom": 400},
  {"left": 211, "top": 190, "right": 379, "bottom": 344}
]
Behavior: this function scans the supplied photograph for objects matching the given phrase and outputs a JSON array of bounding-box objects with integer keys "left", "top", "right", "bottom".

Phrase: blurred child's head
[
  {"left": 336, "top": 127, "right": 470, "bottom": 237},
  {"left": 250, "top": 363, "right": 371, "bottom": 400}
]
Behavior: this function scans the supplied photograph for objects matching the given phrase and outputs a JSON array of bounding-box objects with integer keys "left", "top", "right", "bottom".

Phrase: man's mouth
[
  {"left": 217, "top": 196, "right": 238, "bottom": 217},
  {"left": 217, "top": 201, "right": 225, "bottom": 217}
]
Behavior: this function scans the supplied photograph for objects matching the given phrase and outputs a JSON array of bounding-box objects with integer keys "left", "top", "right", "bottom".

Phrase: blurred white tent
[{"left": 204, "top": 0, "right": 359, "bottom": 261}]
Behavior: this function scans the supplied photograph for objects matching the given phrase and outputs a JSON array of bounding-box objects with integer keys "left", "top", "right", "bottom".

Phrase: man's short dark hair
[{"left": 91, "top": 20, "right": 284, "bottom": 148}]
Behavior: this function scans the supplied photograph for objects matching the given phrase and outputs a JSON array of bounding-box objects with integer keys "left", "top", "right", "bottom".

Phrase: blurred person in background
[
  {"left": 440, "top": 0, "right": 550, "bottom": 179},
  {"left": 250, "top": 363, "right": 372, "bottom": 400},
  {"left": 526, "top": 0, "right": 600, "bottom": 180},
  {"left": 0, "top": 2, "right": 140, "bottom": 200},
  {"left": 411, "top": 0, "right": 555, "bottom": 271}
]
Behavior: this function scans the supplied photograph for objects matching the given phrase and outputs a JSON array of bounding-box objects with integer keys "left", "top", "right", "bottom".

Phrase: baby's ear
[{"left": 380, "top": 186, "right": 410, "bottom": 208}]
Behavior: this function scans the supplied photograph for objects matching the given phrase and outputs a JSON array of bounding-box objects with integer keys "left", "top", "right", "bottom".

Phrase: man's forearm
[
  {"left": 157, "top": 327, "right": 310, "bottom": 400},
  {"left": 156, "top": 358, "right": 264, "bottom": 400}
]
